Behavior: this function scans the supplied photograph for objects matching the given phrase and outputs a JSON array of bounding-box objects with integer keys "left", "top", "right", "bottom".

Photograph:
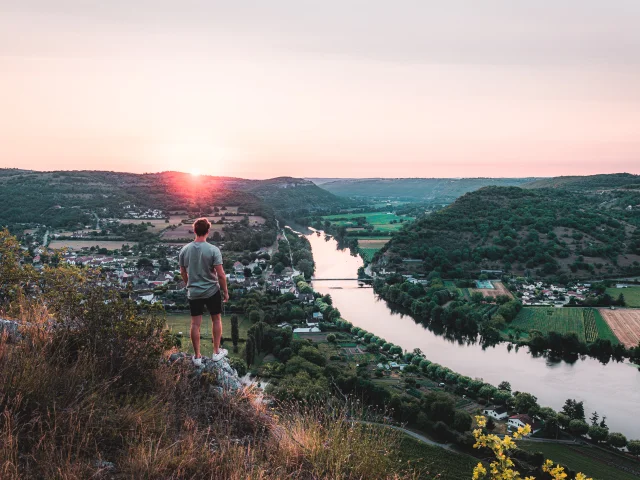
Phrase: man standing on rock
[{"left": 179, "top": 217, "right": 229, "bottom": 365}]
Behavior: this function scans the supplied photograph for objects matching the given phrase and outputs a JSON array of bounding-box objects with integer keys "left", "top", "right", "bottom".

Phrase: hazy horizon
[{"left": 2, "top": 1, "right": 639, "bottom": 177}]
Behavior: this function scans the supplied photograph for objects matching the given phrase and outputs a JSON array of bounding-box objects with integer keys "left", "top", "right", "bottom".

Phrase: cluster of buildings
[
  {"left": 121, "top": 205, "right": 165, "bottom": 219},
  {"left": 515, "top": 282, "right": 591, "bottom": 306}
]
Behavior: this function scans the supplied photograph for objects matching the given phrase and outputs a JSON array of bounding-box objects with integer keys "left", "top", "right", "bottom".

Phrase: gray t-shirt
[{"left": 178, "top": 241, "right": 223, "bottom": 299}]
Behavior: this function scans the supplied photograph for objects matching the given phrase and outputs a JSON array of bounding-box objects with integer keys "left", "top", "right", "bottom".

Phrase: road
[
  {"left": 92, "top": 212, "right": 100, "bottom": 230},
  {"left": 42, "top": 229, "right": 49, "bottom": 247},
  {"left": 356, "top": 421, "right": 455, "bottom": 451}
]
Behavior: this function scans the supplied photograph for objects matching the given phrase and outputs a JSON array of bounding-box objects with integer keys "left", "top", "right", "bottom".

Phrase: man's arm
[
  {"left": 180, "top": 266, "right": 188, "bottom": 284},
  {"left": 214, "top": 264, "right": 229, "bottom": 302}
]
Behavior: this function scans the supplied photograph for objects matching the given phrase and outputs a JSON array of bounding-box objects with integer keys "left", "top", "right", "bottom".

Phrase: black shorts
[{"left": 188, "top": 290, "right": 223, "bottom": 316}]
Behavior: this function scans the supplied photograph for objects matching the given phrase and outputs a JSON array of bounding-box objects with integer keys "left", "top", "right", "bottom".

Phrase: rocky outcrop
[
  {"left": 168, "top": 352, "right": 243, "bottom": 394},
  {"left": 0, "top": 318, "right": 20, "bottom": 340}
]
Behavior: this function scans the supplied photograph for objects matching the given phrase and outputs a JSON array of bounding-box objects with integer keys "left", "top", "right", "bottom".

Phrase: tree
[
  {"left": 471, "top": 291, "right": 484, "bottom": 303},
  {"left": 230, "top": 315, "right": 239, "bottom": 353},
  {"left": 274, "top": 262, "right": 285, "bottom": 275},
  {"left": 557, "top": 413, "right": 570, "bottom": 430},
  {"left": 453, "top": 410, "right": 472, "bottom": 432},
  {"left": 568, "top": 419, "right": 589, "bottom": 438},
  {"left": 326, "top": 333, "right": 336, "bottom": 343},
  {"left": 245, "top": 336, "right": 255, "bottom": 366},
  {"left": 512, "top": 392, "right": 539, "bottom": 416},
  {"left": 136, "top": 257, "right": 153, "bottom": 269},
  {"left": 589, "top": 411, "right": 599, "bottom": 426},
  {"left": 493, "top": 390, "right": 512, "bottom": 405},
  {"left": 389, "top": 346, "right": 402, "bottom": 355},
  {"left": 627, "top": 440, "right": 640, "bottom": 456},
  {"left": 588, "top": 425, "right": 608, "bottom": 443},
  {"left": 599, "top": 415, "right": 608, "bottom": 429},
  {"left": 607, "top": 432, "right": 627, "bottom": 449},
  {"left": 296, "top": 259, "right": 314, "bottom": 279},
  {"left": 498, "top": 381, "right": 511, "bottom": 392},
  {"left": 562, "top": 399, "right": 585, "bottom": 421}
]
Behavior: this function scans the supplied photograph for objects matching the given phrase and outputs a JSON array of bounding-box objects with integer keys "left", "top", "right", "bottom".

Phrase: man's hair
[{"left": 193, "top": 217, "right": 211, "bottom": 237}]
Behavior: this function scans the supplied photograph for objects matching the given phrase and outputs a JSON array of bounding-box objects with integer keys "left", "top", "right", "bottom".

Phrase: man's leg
[
  {"left": 211, "top": 313, "right": 222, "bottom": 354},
  {"left": 190, "top": 315, "right": 203, "bottom": 358}
]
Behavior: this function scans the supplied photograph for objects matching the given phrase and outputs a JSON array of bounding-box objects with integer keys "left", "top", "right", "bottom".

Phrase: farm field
[
  {"left": 606, "top": 286, "right": 640, "bottom": 307},
  {"left": 322, "top": 211, "right": 414, "bottom": 232},
  {"left": 519, "top": 441, "right": 640, "bottom": 480},
  {"left": 598, "top": 308, "right": 640, "bottom": 348},
  {"left": 48, "top": 239, "right": 137, "bottom": 250},
  {"left": 165, "top": 313, "right": 249, "bottom": 357},
  {"left": 117, "top": 215, "right": 185, "bottom": 228},
  {"left": 444, "top": 280, "right": 470, "bottom": 299},
  {"left": 395, "top": 436, "right": 476, "bottom": 480},
  {"left": 358, "top": 237, "right": 390, "bottom": 262},
  {"left": 508, "top": 307, "right": 618, "bottom": 344},
  {"left": 161, "top": 223, "right": 225, "bottom": 240}
]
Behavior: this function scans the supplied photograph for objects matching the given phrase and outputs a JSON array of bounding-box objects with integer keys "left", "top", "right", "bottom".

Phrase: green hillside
[
  {"left": 318, "top": 177, "right": 537, "bottom": 202},
  {"left": 523, "top": 173, "right": 640, "bottom": 191},
  {"left": 379, "top": 186, "right": 640, "bottom": 279},
  {"left": 0, "top": 170, "right": 349, "bottom": 230},
  {"left": 248, "top": 176, "right": 350, "bottom": 214}
]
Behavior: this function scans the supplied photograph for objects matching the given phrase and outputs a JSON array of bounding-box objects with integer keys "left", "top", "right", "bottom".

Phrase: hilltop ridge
[{"left": 378, "top": 184, "right": 640, "bottom": 280}]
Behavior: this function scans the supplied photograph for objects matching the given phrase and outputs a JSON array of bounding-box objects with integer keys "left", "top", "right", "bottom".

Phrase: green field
[
  {"left": 395, "top": 436, "right": 477, "bottom": 479},
  {"left": 606, "top": 286, "right": 640, "bottom": 307},
  {"left": 444, "top": 280, "right": 471, "bottom": 300},
  {"left": 520, "top": 441, "right": 640, "bottom": 480},
  {"left": 165, "top": 313, "right": 250, "bottom": 357},
  {"left": 322, "top": 212, "right": 414, "bottom": 232},
  {"left": 507, "top": 307, "right": 619, "bottom": 343}
]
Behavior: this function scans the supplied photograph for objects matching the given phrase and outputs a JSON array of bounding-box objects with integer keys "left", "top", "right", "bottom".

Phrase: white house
[
  {"left": 293, "top": 327, "right": 321, "bottom": 333},
  {"left": 507, "top": 414, "right": 541, "bottom": 435},
  {"left": 482, "top": 406, "right": 508, "bottom": 421}
]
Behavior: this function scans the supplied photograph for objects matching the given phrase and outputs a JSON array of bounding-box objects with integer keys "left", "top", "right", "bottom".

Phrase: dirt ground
[
  {"left": 469, "top": 281, "right": 514, "bottom": 299},
  {"left": 598, "top": 308, "right": 640, "bottom": 348}
]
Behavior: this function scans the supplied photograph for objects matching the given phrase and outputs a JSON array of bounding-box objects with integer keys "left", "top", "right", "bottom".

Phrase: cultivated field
[
  {"left": 598, "top": 308, "right": 640, "bottom": 347},
  {"left": 509, "top": 307, "right": 618, "bottom": 343},
  {"left": 161, "top": 223, "right": 225, "bottom": 240},
  {"left": 357, "top": 238, "right": 390, "bottom": 261},
  {"left": 322, "top": 212, "right": 414, "bottom": 232},
  {"left": 606, "top": 286, "right": 640, "bottom": 307},
  {"left": 520, "top": 441, "right": 640, "bottom": 480},
  {"left": 469, "top": 281, "right": 513, "bottom": 299},
  {"left": 117, "top": 215, "right": 185, "bottom": 228},
  {"left": 48, "top": 240, "right": 137, "bottom": 250}
]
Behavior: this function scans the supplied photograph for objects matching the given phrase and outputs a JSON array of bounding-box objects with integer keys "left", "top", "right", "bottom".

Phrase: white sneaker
[
  {"left": 211, "top": 348, "right": 228, "bottom": 362},
  {"left": 192, "top": 356, "right": 203, "bottom": 366}
]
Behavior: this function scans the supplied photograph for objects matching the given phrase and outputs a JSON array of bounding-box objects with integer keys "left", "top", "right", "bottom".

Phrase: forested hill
[
  {"left": 317, "top": 177, "right": 537, "bottom": 202},
  {"left": 0, "top": 170, "right": 348, "bottom": 229},
  {"left": 246, "top": 177, "right": 350, "bottom": 214},
  {"left": 523, "top": 173, "right": 640, "bottom": 191},
  {"left": 378, "top": 186, "right": 640, "bottom": 280}
]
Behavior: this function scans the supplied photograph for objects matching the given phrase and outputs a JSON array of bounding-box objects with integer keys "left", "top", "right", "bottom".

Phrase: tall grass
[{"left": 0, "top": 296, "right": 418, "bottom": 479}]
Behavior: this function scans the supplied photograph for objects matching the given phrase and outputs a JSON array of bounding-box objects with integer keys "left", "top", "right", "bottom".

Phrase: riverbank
[{"left": 304, "top": 229, "right": 640, "bottom": 438}]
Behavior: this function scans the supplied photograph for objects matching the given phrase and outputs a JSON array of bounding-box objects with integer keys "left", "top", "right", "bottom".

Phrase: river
[{"left": 305, "top": 230, "right": 640, "bottom": 437}]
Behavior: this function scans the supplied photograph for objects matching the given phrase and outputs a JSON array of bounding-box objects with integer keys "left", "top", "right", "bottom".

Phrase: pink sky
[{"left": 1, "top": 1, "right": 639, "bottom": 178}]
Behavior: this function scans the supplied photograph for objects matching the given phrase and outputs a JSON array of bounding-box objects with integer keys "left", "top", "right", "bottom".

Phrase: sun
[{"left": 190, "top": 168, "right": 201, "bottom": 177}]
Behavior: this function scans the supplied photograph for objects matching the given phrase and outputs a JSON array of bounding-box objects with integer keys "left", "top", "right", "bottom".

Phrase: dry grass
[{"left": 0, "top": 299, "right": 417, "bottom": 480}]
